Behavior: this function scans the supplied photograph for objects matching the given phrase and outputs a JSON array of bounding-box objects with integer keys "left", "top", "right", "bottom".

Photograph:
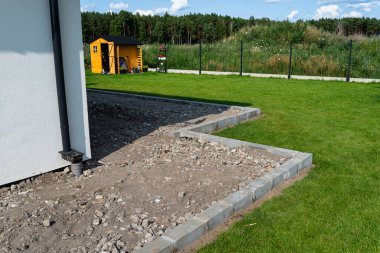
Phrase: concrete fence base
[{"left": 148, "top": 68, "right": 380, "bottom": 83}]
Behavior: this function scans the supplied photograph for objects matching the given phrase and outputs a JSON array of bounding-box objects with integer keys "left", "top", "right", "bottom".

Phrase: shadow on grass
[{"left": 86, "top": 87, "right": 252, "bottom": 107}]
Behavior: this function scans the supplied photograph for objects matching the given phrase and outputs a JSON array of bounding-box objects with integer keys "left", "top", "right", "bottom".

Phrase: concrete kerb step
[
  {"left": 195, "top": 202, "right": 234, "bottom": 231},
  {"left": 163, "top": 218, "right": 208, "bottom": 251},
  {"left": 86, "top": 90, "right": 314, "bottom": 253},
  {"left": 135, "top": 237, "right": 175, "bottom": 253},
  {"left": 169, "top": 108, "right": 261, "bottom": 138}
]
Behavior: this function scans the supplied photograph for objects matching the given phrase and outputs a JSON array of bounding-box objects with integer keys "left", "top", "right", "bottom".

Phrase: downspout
[{"left": 49, "top": 0, "right": 83, "bottom": 176}]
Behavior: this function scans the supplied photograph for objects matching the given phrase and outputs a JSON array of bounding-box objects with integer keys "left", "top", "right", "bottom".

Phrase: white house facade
[{"left": 0, "top": 0, "right": 91, "bottom": 186}]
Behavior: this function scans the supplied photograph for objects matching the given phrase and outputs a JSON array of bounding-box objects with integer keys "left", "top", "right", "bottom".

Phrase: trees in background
[
  {"left": 81, "top": 12, "right": 380, "bottom": 44},
  {"left": 309, "top": 18, "right": 380, "bottom": 36},
  {"left": 82, "top": 12, "right": 248, "bottom": 44}
]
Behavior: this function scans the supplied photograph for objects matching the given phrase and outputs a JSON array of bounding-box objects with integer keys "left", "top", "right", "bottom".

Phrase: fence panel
[
  {"left": 142, "top": 44, "right": 159, "bottom": 69},
  {"left": 242, "top": 41, "right": 289, "bottom": 75},
  {"left": 201, "top": 41, "right": 241, "bottom": 72},
  {"left": 351, "top": 39, "right": 380, "bottom": 79},
  {"left": 291, "top": 41, "right": 347, "bottom": 78},
  {"left": 140, "top": 38, "right": 380, "bottom": 79}
]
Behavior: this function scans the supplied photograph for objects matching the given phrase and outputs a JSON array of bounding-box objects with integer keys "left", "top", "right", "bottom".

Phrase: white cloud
[
  {"left": 314, "top": 1, "right": 377, "bottom": 19},
  {"left": 346, "top": 1, "right": 380, "bottom": 12},
  {"left": 170, "top": 0, "right": 189, "bottom": 13},
  {"left": 314, "top": 4, "right": 341, "bottom": 19},
  {"left": 81, "top": 3, "right": 96, "bottom": 12},
  {"left": 342, "top": 10, "right": 363, "bottom": 17},
  {"left": 134, "top": 0, "right": 189, "bottom": 16},
  {"left": 286, "top": 10, "right": 299, "bottom": 20},
  {"left": 134, "top": 8, "right": 168, "bottom": 16},
  {"left": 109, "top": 1, "right": 129, "bottom": 12},
  {"left": 346, "top": 3, "right": 372, "bottom": 11},
  {"left": 134, "top": 9, "right": 155, "bottom": 16},
  {"left": 156, "top": 7, "right": 170, "bottom": 13}
]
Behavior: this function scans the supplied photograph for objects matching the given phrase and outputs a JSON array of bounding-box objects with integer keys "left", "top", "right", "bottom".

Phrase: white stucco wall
[
  {"left": 0, "top": 0, "right": 91, "bottom": 186},
  {"left": 59, "top": 0, "right": 92, "bottom": 161}
]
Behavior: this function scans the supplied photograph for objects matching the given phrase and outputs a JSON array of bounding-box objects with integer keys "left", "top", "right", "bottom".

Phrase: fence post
[
  {"left": 199, "top": 41, "right": 202, "bottom": 75},
  {"left": 164, "top": 41, "right": 167, "bottom": 74},
  {"left": 288, "top": 41, "right": 293, "bottom": 79},
  {"left": 240, "top": 41, "right": 243, "bottom": 76},
  {"left": 346, "top": 40, "right": 353, "bottom": 82}
]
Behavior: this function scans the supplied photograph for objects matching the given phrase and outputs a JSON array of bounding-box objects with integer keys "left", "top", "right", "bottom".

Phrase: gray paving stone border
[{"left": 86, "top": 89, "right": 313, "bottom": 253}]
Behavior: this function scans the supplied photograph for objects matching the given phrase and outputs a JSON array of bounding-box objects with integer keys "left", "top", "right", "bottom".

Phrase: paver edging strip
[{"left": 86, "top": 89, "right": 313, "bottom": 253}]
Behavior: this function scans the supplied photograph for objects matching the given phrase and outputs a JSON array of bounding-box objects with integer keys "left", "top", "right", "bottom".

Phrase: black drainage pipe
[
  {"left": 49, "top": 0, "right": 71, "bottom": 152},
  {"left": 49, "top": 0, "right": 83, "bottom": 171}
]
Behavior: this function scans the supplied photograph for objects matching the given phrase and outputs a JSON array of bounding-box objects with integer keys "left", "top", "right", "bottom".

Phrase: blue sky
[{"left": 80, "top": 0, "right": 380, "bottom": 20}]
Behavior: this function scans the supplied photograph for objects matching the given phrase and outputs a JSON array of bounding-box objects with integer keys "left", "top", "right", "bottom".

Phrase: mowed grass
[{"left": 86, "top": 71, "right": 380, "bottom": 252}]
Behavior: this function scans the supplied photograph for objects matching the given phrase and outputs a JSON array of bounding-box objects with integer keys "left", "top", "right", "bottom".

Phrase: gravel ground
[{"left": 0, "top": 92, "right": 287, "bottom": 253}]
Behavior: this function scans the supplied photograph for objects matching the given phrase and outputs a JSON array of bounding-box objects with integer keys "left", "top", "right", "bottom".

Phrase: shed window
[{"left": 93, "top": 46, "right": 98, "bottom": 53}]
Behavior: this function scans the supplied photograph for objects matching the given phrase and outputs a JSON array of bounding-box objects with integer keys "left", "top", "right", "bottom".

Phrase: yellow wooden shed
[{"left": 90, "top": 35, "right": 143, "bottom": 74}]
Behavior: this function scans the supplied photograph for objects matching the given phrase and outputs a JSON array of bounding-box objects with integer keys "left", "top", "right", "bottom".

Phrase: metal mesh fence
[
  {"left": 351, "top": 39, "right": 380, "bottom": 79},
  {"left": 291, "top": 41, "right": 348, "bottom": 78},
  {"left": 121, "top": 39, "right": 380, "bottom": 80},
  {"left": 242, "top": 42, "right": 289, "bottom": 75},
  {"left": 201, "top": 41, "right": 240, "bottom": 72}
]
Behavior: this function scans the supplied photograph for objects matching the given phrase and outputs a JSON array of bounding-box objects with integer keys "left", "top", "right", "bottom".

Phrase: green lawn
[{"left": 86, "top": 71, "right": 380, "bottom": 252}]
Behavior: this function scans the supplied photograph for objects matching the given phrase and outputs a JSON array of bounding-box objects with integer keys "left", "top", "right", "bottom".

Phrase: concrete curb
[
  {"left": 148, "top": 68, "right": 380, "bottom": 83},
  {"left": 86, "top": 90, "right": 313, "bottom": 253}
]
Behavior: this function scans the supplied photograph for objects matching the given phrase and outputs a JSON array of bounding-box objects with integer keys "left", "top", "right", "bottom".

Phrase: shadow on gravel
[
  {"left": 86, "top": 87, "right": 252, "bottom": 107},
  {"left": 87, "top": 90, "right": 233, "bottom": 162}
]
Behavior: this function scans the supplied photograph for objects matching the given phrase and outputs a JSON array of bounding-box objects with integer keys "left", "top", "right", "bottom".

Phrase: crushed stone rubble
[{"left": 0, "top": 92, "right": 288, "bottom": 252}]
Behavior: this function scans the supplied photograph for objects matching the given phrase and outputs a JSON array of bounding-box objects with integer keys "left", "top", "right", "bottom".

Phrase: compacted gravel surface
[{"left": 0, "top": 92, "right": 287, "bottom": 253}]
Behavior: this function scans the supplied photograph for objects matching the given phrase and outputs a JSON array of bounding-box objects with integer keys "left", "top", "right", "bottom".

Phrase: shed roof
[{"left": 91, "top": 35, "right": 142, "bottom": 45}]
